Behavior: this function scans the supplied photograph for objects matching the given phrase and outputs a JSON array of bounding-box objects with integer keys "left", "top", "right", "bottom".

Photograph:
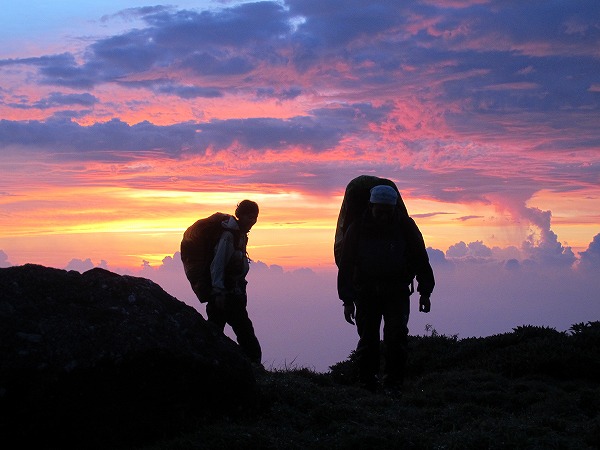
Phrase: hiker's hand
[
  {"left": 419, "top": 295, "right": 431, "bottom": 313},
  {"left": 344, "top": 303, "right": 355, "bottom": 325}
]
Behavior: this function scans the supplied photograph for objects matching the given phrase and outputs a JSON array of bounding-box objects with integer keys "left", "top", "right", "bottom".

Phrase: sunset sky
[{"left": 1, "top": 1, "right": 599, "bottom": 370}]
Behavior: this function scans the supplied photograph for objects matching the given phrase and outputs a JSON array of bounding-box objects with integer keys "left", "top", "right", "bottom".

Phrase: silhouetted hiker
[
  {"left": 337, "top": 183, "right": 435, "bottom": 392},
  {"left": 181, "top": 200, "right": 262, "bottom": 365}
]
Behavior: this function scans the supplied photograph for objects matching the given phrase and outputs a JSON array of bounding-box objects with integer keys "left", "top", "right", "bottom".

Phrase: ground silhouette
[
  {"left": 0, "top": 264, "right": 257, "bottom": 449},
  {"left": 141, "top": 322, "right": 600, "bottom": 449}
]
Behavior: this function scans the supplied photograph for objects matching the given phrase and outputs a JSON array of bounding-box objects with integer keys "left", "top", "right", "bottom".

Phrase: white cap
[{"left": 369, "top": 185, "right": 398, "bottom": 205}]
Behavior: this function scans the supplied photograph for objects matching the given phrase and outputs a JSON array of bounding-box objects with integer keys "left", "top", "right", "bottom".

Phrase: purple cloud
[
  {"left": 446, "top": 240, "right": 492, "bottom": 260},
  {"left": 0, "top": 102, "right": 391, "bottom": 159},
  {"left": 456, "top": 215, "right": 483, "bottom": 222},
  {"left": 64, "top": 258, "right": 108, "bottom": 273},
  {"left": 578, "top": 233, "right": 600, "bottom": 270},
  {"left": 7, "top": 92, "right": 98, "bottom": 110},
  {"left": 0, "top": 250, "right": 11, "bottom": 268},
  {"left": 0, "top": 0, "right": 598, "bottom": 228}
]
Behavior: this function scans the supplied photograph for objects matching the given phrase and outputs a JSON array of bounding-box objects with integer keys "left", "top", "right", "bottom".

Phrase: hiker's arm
[
  {"left": 337, "top": 223, "right": 358, "bottom": 305},
  {"left": 406, "top": 218, "right": 435, "bottom": 297},
  {"left": 210, "top": 231, "right": 235, "bottom": 294}
]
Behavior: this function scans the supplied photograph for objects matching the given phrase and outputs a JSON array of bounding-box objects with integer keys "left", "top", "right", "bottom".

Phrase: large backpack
[
  {"left": 180, "top": 212, "right": 231, "bottom": 302},
  {"left": 334, "top": 175, "right": 409, "bottom": 267}
]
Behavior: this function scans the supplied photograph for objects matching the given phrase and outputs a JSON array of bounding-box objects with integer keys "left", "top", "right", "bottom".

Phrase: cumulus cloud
[
  {"left": 443, "top": 221, "right": 576, "bottom": 269},
  {"left": 446, "top": 240, "right": 492, "bottom": 260},
  {"left": 578, "top": 233, "right": 600, "bottom": 271},
  {"left": 520, "top": 207, "right": 576, "bottom": 267},
  {"left": 504, "top": 258, "right": 520, "bottom": 271},
  {"left": 140, "top": 253, "right": 184, "bottom": 277},
  {"left": 427, "top": 247, "right": 452, "bottom": 268},
  {"left": 491, "top": 246, "right": 522, "bottom": 262},
  {"left": 64, "top": 258, "right": 108, "bottom": 273},
  {"left": 0, "top": 250, "right": 11, "bottom": 268}
]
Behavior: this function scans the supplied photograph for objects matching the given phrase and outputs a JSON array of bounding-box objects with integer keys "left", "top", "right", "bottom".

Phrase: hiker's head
[
  {"left": 369, "top": 185, "right": 397, "bottom": 224},
  {"left": 235, "top": 200, "right": 259, "bottom": 232}
]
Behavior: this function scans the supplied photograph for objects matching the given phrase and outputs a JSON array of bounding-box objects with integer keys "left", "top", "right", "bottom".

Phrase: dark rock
[{"left": 0, "top": 264, "right": 257, "bottom": 448}]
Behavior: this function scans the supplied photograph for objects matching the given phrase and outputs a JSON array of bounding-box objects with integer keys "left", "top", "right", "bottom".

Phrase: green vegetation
[{"left": 141, "top": 322, "right": 600, "bottom": 449}]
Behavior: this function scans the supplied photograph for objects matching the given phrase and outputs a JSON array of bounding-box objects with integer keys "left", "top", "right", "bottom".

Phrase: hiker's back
[
  {"left": 180, "top": 212, "right": 230, "bottom": 302},
  {"left": 334, "top": 175, "right": 408, "bottom": 267}
]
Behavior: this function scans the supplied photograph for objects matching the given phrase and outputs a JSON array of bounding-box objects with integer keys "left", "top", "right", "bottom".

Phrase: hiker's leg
[
  {"left": 206, "top": 299, "right": 227, "bottom": 332},
  {"left": 227, "top": 293, "right": 262, "bottom": 364},
  {"left": 382, "top": 294, "right": 410, "bottom": 387},
  {"left": 355, "top": 295, "right": 383, "bottom": 389}
]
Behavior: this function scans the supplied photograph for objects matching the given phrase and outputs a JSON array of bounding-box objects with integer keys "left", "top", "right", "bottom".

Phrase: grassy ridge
[{"left": 141, "top": 322, "right": 600, "bottom": 449}]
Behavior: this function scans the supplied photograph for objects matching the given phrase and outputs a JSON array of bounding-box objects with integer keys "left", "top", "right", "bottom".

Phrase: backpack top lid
[
  {"left": 342, "top": 175, "right": 408, "bottom": 226},
  {"left": 334, "top": 175, "right": 409, "bottom": 267},
  {"left": 180, "top": 212, "right": 231, "bottom": 263}
]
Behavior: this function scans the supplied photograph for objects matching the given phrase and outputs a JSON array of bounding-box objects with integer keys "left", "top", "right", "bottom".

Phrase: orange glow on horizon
[{"left": 3, "top": 178, "right": 594, "bottom": 271}]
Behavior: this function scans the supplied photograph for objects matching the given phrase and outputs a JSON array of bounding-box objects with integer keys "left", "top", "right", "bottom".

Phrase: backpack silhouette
[
  {"left": 181, "top": 212, "right": 239, "bottom": 302},
  {"left": 334, "top": 175, "right": 408, "bottom": 267}
]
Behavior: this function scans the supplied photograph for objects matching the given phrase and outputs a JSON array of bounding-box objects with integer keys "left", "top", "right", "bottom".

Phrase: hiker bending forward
[
  {"left": 209, "top": 200, "right": 261, "bottom": 364},
  {"left": 187, "top": 200, "right": 262, "bottom": 364},
  {"left": 337, "top": 185, "right": 435, "bottom": 391}
]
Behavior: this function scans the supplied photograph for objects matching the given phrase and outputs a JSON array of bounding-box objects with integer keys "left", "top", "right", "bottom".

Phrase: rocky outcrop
[{"left": 0, "top": 264, "right": 257, "bottom": 448}]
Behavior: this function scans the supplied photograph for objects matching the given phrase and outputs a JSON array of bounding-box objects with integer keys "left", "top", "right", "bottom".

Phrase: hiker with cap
[{"left": 337, "top": 184, "right": 435, "bottom": 392}]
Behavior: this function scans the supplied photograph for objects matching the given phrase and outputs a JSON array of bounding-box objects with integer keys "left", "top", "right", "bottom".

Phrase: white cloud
[
  {"left": 0, "top": 250, "right": 11, "bottom": 268},
  {"left": 65, "top": 258, "right": 108, "bottom": 273}
]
